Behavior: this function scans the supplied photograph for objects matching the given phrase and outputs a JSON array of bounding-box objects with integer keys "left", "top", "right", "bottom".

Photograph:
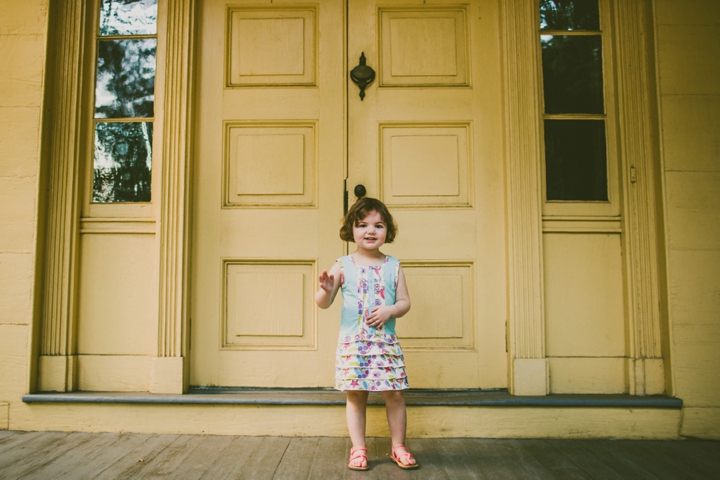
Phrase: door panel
[{"left": 348, "top": 0, "right": 507, "bottom": 388}]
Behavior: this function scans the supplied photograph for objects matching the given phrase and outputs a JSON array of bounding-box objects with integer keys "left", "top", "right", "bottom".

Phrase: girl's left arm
[{"left": 392, "top": 266, "right": 411, "bottom": 318}]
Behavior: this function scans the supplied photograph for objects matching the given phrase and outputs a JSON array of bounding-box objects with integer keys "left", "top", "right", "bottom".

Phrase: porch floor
[{"left": 1, "top": 430, "right": 718, "bottom": 479}]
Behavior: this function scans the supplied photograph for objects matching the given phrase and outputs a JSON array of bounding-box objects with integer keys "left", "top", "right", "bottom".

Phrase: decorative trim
[
  {"left": 21, "top": 389, "right": 684, "bottom": 408},
  {"left": 80, "top": 218, "right": 156, "bottom": 234},
  {"left": 157, "top": 0, "right": 196, "bottom": 366},
  {"left": 614, "top": 0, "right": 663, "bottom": 370},
  {"left": 39, "top": 0, "right": 87, "bottom": 392},
  {"left": 500, "top": 0, "right": 546, "bottom": 370},
  {"left": 542, "top": 216, "right": 622, "bottom": 234}
]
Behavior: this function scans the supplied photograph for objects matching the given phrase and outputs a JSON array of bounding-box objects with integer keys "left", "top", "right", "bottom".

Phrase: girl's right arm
[{"left": 315, "top": 261, "right": 342, "bottom": 309}]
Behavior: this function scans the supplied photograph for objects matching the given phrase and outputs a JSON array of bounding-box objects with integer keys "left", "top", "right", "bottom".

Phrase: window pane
[
  {"left": 545, "top": 120, "right": 607, "bottom": 201},
  {"left": 540, "top": 0, "right": 599, "bottom": 31},
  {"left": 93, "top": 122, "right": 153, "bottom": 203},
  {"left": 542, "top": 35, "right": 604, "bottom": 114},
  {"left": 99, "top": 0, "right": 157, "bottom": 36},
  {"left": 95, "top": 39, "right": 156, "bottom": 118}
]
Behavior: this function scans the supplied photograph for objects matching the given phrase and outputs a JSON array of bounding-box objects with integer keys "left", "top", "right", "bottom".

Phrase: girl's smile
[{"left": 353, "top": 210, "right": 387, "bottom": 251}]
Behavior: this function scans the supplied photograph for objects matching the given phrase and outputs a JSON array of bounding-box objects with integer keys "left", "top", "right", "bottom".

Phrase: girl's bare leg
[
  {"left": 381, "top": 390, "right": 417, "bottom": 466},
  {"left": 346, "top": 391, "right": 370, "bottom": 468}
]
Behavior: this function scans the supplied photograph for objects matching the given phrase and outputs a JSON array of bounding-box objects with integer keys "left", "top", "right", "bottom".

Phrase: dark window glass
[
  {"left": 542, "top": 35, "right": 604, "bottom": 114},
  {"left": 93, "top": 122, "right": 153, "bottom": 203},
  {"left": 540, "top": 0, "right": 599, "bottom": 31},
  {"left": 545, "top": 120, "right": 607, "bottom": 201},
  {"left": 95, "top": 39, "right": 156, "bottom": 118},
  {"left": 99, "top": 0, "right": 157, "bottom": 36}
]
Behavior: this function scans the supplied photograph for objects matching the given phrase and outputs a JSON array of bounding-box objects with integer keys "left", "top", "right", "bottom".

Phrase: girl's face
[{"left": 353, "top": 210, "right": 387, "bottom": 251}]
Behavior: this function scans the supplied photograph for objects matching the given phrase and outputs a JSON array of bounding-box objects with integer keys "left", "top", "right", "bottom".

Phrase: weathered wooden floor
[{"left": 0, "top": 430, "right": 718, "bottom": 479}]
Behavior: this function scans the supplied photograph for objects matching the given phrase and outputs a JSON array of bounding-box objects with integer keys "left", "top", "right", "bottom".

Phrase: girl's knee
[
  {"left": 346, "top": 391, "right": 369, "bottom": 403},
  {"left": 382, "top": 390, "right": 405, "bottom": 404}
]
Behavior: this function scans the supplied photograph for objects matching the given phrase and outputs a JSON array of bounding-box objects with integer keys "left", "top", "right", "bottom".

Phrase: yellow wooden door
[
  {"left": 190, "top": 0, "right": 345, "bottom": 387},
  {"left": 347, "top": 0, "right": 507, "bottom": 388},
  {"left": 191, "top": 0, "right": 507, "bottom": 389}
]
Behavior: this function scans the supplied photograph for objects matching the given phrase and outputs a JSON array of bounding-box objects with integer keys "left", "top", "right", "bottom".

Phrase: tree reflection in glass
[
  {"left": 542, "top": 35, "right": 603, "bottom": 114},
  {"left": 93, "top": 122, "right": 152, "bottom": 203},
  {"left": 99, "top": 0, "right": 157, "bottom": 36},
  {"left": 95, "top": 39, "right": 156, "bottom": 118},
  {"left": 540, "top": 0, "right": 599, "bottom": 31}
]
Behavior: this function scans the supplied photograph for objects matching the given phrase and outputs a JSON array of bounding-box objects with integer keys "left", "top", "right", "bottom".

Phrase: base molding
[
  {"left": 512, "top": 358, "right": 548, "bottom": 395},
  {"left": 12, "top": 400, "right": 682, "bottom": 439},
  {"left": 17, "top": 390, "right": 683, "bottom": 439},
  {"left": 0, "top": 402, "right": 8, "bottom": 430},
  {"left": 38, "top": 355, "right": 77, "bottom": 392},
  {"left": 150, "top": 357, "right": 185, "bottom": 394},
  {"left": 681, "top": 407, "right": 720, "bottom": 440}
]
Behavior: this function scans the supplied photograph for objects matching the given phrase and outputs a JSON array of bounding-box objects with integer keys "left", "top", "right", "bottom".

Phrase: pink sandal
[
  {"left": 348, "top": 446, "right": 369, "bottom": 471},
  {"left": 391, "top": 445, "right": 418, "bottom": 469}
]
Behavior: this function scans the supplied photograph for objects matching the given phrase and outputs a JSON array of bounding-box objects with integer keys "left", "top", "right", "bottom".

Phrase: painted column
[
  {"left": 501, "top": 0, "right": 548, "bottom": 395},
  {"left": 37, "top": 0, "right": 87, "bottom": 392},
  {"left": 151, "top": 0, "right": 197, "bottom": 394},
  {"left": 615, "top": 0, "right": 667, "bottom": 396}
]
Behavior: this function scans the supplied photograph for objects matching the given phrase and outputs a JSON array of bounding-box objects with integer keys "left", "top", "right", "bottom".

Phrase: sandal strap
[
  {"left": 350, "top": 447, "right": 368, "bottom": 460},
  {"left": 392, "top": 445, "right": 414, "bottom": 461}
]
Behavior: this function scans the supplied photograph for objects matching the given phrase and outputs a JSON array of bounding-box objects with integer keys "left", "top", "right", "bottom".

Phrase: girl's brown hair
[{"left": 340, "top": 197, "right": 398, "bottom": 243}]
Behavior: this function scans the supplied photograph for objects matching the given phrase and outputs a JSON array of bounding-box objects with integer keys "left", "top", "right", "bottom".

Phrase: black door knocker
[{"left": 350, "top": 52, "right": 376, "bottom": 101}]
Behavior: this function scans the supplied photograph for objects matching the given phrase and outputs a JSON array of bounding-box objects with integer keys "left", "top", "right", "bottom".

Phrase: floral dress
[{"left": 334, "top": 255, "right": 409, "bottom": 391}]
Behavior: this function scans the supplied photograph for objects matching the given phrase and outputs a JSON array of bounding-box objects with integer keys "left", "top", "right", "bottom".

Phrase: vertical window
[
  {"left": 540, "top": 0, "right": 608, "bottom": 202},
  {"left": 92, "top": 0, "right": 157, "bottom": 203}
]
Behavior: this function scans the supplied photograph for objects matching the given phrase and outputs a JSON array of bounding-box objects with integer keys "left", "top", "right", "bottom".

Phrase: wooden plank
[
  {"left": 20, "top": 432, "right": 133, "bottom": 480},
  {"left": 0, "top": 431, "right": 51, "bottom": 455},
  {"left": 630, "top": 440, "right": 719, "bottom": 479},
  {"left": 93, "top": 434, "right": 179, "bottom": 479},
  {"left": 237, "top": 436, "right": 290, "bottom": 480},
  {"left": 537, "top": 439, "right": 626, "bottom": 479},
  {"left": 198, "top": 436, "right": 263, "bottom": 478},
  {"left": 398, "top": 438, "right": 450, "bottom": 480},
  {"left": 0, "top": 431, "right": 71, "bottom": 470},
  {"left": 273, "top": 436, "right": 320, "bottom": 479},
  {"left": 134, "top": 434, "right": 207, "bottom": 479},
  {"left": 306, "top": 437, "right": 348, "bottom": 479},
  {"left": 433, "top": 438, "right": 480, "bottom": 479},
  {"left": 0, "top": 432, "right": 93, "bottom": 479},
  {"left": 575, "top": 440, "right": 657, "bottom": 479},
  {"left": 518, "top": 439, "right": 595, "bottom": 479},
  {"left": 163, "top": 435, "right": 234, "bottom": 480},
  {"left": 462, "top": 439, "right": 553, "bottom": 479},
  {"left": 33, "top": 433, "right": 156, "bottom": 480}
]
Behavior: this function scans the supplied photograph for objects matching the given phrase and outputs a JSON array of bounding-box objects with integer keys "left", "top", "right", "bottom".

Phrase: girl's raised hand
[{"left": 318, "top": 270, "right": 335, "bottom": 293}]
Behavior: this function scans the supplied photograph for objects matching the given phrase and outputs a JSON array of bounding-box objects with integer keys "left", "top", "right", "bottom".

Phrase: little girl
[{"left": 315, "top": 197, "right": 418, "bottom": 471}]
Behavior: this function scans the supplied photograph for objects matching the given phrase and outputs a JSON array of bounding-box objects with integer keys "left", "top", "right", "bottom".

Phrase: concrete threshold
[{"left": 22, "top": 389, "right": 683, "bottom": 408}]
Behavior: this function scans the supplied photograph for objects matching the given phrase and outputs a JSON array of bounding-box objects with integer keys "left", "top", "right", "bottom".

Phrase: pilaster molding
[
  {"left": 38, "top": 0, "right": 87, "bottom": 392},
  {"left": 154, "top": 0, "right": 197, "bottom": 393},
  {"left": 613, "top": 0, "right": 664, "bottom": 393},
  {"left": 500, "top": 0, "right": 547, "bottom": 395}
]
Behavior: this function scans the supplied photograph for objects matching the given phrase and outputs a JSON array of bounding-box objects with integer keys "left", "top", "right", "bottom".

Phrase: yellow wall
[
  {"left": 655, "top": 0, "right": 720, "bottom": 438},
  {"left": 0, "top": 0, "right": 48, "bottom": 426},
  {"left": 0, "top": 0, "right": 719, "bottom": 439}
]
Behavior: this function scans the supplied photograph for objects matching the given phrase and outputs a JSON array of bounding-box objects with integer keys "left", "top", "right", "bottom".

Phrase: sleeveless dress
[{"left": 334, "top": 254, "right": 409, "bottom": 391}]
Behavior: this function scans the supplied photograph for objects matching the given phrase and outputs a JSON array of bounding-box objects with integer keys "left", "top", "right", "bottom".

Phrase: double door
[{"left": 191, "top": 0, "right": 507, "bottom": 389}]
